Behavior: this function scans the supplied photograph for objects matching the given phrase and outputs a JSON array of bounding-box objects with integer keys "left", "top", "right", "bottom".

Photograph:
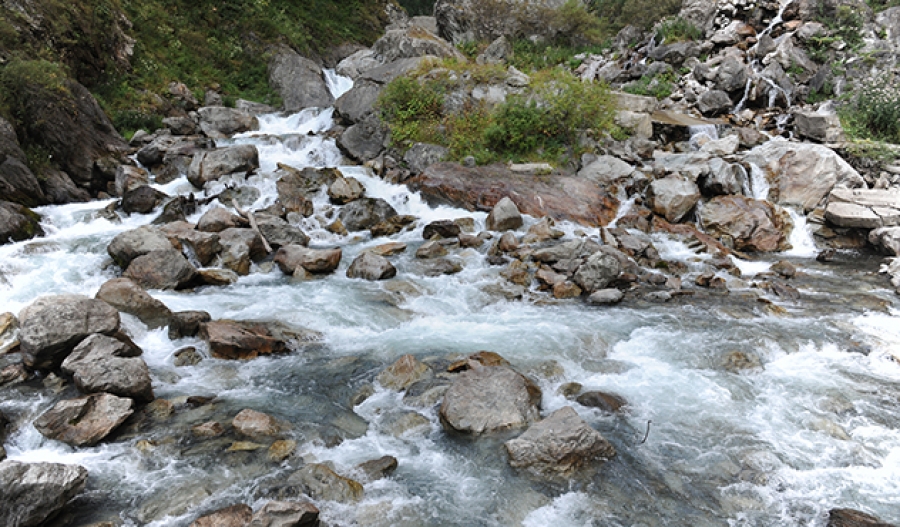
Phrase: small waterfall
[
  {"left": 689, "top": 124, "right": 719, "bottom": 150},
  {"left": 783, "top": 208, "right": 819, "bottom": 257},
  {"left": 608, "top": 195, "right": 636, "bottom": 228},
  {"left": 324, "top": 68, "right": 354, "bottom": 99},
  {"left": 733, "top": 76, "right": 754, "bottom": 114},
  {"left": 749, "top": 163, "right": 770, "bottom": 200}
]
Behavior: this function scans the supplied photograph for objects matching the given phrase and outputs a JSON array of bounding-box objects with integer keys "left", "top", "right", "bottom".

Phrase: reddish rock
[
  {"left": 232, "top": 409, "right": 283, "bottom": 438},
  {"left": 200, "top": 320, "right": 289, "bottom": 360},
  {"left": 189, "top": 504, "right": 252, "bottom": 527},
  {"left": 699, "top": 195, "right": 792, "bottom": 253}
]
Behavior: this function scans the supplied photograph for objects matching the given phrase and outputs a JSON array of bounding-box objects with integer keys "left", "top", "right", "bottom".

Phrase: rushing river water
[{"left": 2, "top": 75, "right": 900, "bottom": 527}]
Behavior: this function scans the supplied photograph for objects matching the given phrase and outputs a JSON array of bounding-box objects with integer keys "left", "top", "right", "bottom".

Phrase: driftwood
[{"left": 230, "top": 198, "right": 273, "bottom": 254}]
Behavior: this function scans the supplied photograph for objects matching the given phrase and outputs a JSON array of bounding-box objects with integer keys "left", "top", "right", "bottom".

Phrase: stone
[
  {"left": 373, "top": 26, "right": 465, "bottom": 63},
  {"left": 268, "top": 47, "right": 334, "bottom": 112},
  {"left": 827, "top": 509, "right": 896, "bottom": 527},
  {"left": 18, "top": 295, "right": 120, "bottom": 370},
  {"left": 497, "top": 231, "right": 518, "bottom": 253},
  {"left": 794, "top": 105, "right": 844, "bottom": 143},
  {"left": 190, "top": 504, "right": 253, "bottom": 527},
  {"left": 577, "top": 155, "right": 635, "bottom": 185},
  {"left": 576, "top": 391, "right": 627, "bottom": 413},
  {"left": 869, "top": 227, "right": 900, "bottom": 256},
  {"left": 649, "top": 177, "right": 701, "bottom": 223},
  {"left": 336, "top": 49, "right": 381, "bottom": 79},
  {"left": 114, "top": 165, "right": 149, "bottom": 196},
  {"left": 187, "top": 145, "right": 260, "bottom": 188},
  {"left": 287, "top": 463, "right": 364, "bottom": 503},
  {"left": 0, "top": 312, "right": 17, "bottom": 355},
  {"left": 233, "top": 409, "right": 283, "bottom": 439},
  {"left": 218, "top": 228, "right": 267, "bottom": 275},
  {"left": 200, "top": 320, "right": 291, "bottom": 360},
  {"left": 274, "top": 245, "right": 342, "bottom": 275},
  {"left": 159, "top": 222, "right": 222, "bottom": 266},
  {"left": 423, "top": 220, "right": 461, "bottom": 239},
  {"left": 338, "top": 114, "right": 389, "bottom": 162},
  {"left": 487, "top": 197, "right": 523, "bottom": 232},
  {"left": 368, "top": 242, "right": 407, "bottom": 256},
  {"left": 522, "top": 217, "right": 564, "bottom": 244},
  {"left": 825, "top": 188, "right": 900, "bottom": 229},
  {"left": 478, "top": 35, "right": 512, "bottom": 64},
  {"left": 553, "top": 281, "right": 582, "bottom": 299},
  {"left": 700, "top": 196, "right": 791, "bottom": 252},
  {"left": 250, "top": 500, "right": 319, "bottom": 527},
  {"left": 40, "top": 170, "right": 90, "bottom": 204},
  {"left": 0, "top": 460, "right": 88, "bottom": 527},
  {"left": 382, "top": 410, "right": 431, "bottom": 437},
  {"left": 574, "top": 252, "right": 621, "bottom": 293},
  {"left": 169, "top": 311, "right": 212, "bottom": 339},
  {"left": 174, "top": 347, "right": 203, "bottom": 367},
  {"left": 771, "top": 260, "right": 797, "bottom": 278},
  {"left": 356, "top": 456, "right": 399, "bottom": 481},
  {"left": 153, "top": 196, "right": 196, "bottom": 225},
  {"left": 697, "top": 90, "right": 733, "bottom": 116},
  {"left": 435, "top": 0, "right": 579, "bottom": 44},
  {"left": 327, "top": 176, "right": 366, "bottom": 205},
  {"left": 96, "top": 277, "right": 172, "bottom": 329},
  {"left": 197, "top": 107, "right": 259, "bottom": 138},
  {"left": 370, "top": 215, "right": 417, "bottom": 237},
  {"left": 403, "top": 143, "right": 450, "bottom": 174},
  {"left": 124, "top": 249, "right": 198, "bottom": 290},
  {"left": 335, "top": 80, "right": 382, "bottom": 124},
  {"left": 108, "top": 226, "right": 175, "bottom": 267},
  {"left": 267, "top": 439, "right": 297, "bottom": 462},
  {"left": 122, "top": 185, "right": 168, "bottom": 215},
  {"left": 163, "top": 115, "right": 199, "bottom": 135},
  {"left": 714, "top": 57, "right": 749, "bottom": 93},
  {"left": 700, "top": 158, "right": 743, "bottom": 196},
  {"left": 587, "top": 288, "right": 624, "bottom": 305},
  {"left": 416, "top": 240, "right": 449, "bottom": 259},
  {"left": 34, "top": 393, "right": 134, "bottom": 447},
  {"left": 256, "top": 215, "right": 310, "bottom": 248},
  {"left": 440, "top": 365, "right": 541, "bottom": 434},
  {"left": 377, "top": 354, "right": 433, "bottom": 390},
  {"left": 191, "top": 421, "right": 224, "bottom": 437},
  {"left": 61, "top": 334, "right": 153, "bottom": 401},
  {"left": 699, "top": 134, "right": 740, "bottom": 156},
  {"left": 198, "top": 268, "right": 239, "bottom": 286},
  {"left": 346, "top": 251, "right": 397, "bottom": 280},
  {"left": 504, "top": 406, "right": 616, "bottom": 476},
  {"left": 339, "top": 197, "right": 399, "bottom": 231}
]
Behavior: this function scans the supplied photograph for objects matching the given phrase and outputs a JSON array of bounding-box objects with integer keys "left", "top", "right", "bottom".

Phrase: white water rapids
[{"left": 2, "top": 75, "right": 900, "bottom": 527}]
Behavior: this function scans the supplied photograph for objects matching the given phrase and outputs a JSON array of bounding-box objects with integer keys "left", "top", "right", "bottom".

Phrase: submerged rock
[
  {"left": 34, "top": 393, "right": 134, "bottom": 447},
  {"left": 377, "top": 354, "right": 432, "bottom": 390},
  {"left": 440, "top": 365, "right": 541, "bottom": 434},
  {"left": 232, "top": 409, "right": 284, "bottom": 439},
  {"left": 356, "top": 456, "right": 399, "bottom": 481},
  {"left": 287, "top": 463, "right": 364, "bottom": 503},
  {"left": 0, "top": 460, "right": 88, "bottom": 527},
  {"left": 61, "top": 334, "right": 153, "bottom": 401},
  {"left": 189, "top": 504, "right": 252, "bottom": 527}
]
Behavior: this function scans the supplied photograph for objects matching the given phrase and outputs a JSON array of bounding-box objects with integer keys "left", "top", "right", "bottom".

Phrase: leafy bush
[
  {"left": 655, "top": 17, "right": 702, "bottom": 44},
  {"left": 510, "top": 39, "right": 609, "bottom": 73},
  {"left": 377, "top": 76, "right": 445, "bottom": 147},
  {"left": 0, "top": 59, "right": 70, "bottom": 125},
  {"left": 398, "top": 0, "right": 435, "bottom": 16},
  {"left": 588, "top": 0, "right": 681, "bottom": 31},
  {"left": 840, "top": 78, "right": 900, "bottom": 143},
  {"left": 623, "top": 70, "right": 677, "bottom": 99}
]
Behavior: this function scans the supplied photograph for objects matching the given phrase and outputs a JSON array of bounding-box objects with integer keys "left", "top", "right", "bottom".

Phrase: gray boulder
[
  {"left": 0, "top": 201, "right": 44, "bottom": 244},
  {"left": 587, "top": 288, "right": 624, "bottom": 305},
  {"left": 158, "top": 222, "right": 223, "bottom": 266},
  {"left": 0, "top": 116, "right": 46, "bottom": 207},
  {"left": 577, "top": 155, "right": 635, "bottom": 185},
  {"left": 121, "top": 185, "right": 169, "bottom": 215},
  {"left": 336, "top": 49, "right": 381, "bottom": 79},
  {"left": 404, "top": 143, "right": 450, "bottom": 174},
  {"left": 96, "top": 277, "right": 172, "bottom": 329},
  {"left": 268, "top": 47, "right": 334, "bottom": 112},
  {"left": 339, "top": 197, "right": 399, "bottom": 231},
  {"left": 123, "top": 249, "right": 199, "bottom": 290},
  {"left": 649, "top": 177, "right": 700, "bottom": 223},
  {"left": 162, "top": 115, "right": 199, "bottom": 136},
  {"left": 793, "top": 104, "right": 844, "bottom": 143},
  {"left": 287, "top": 463, "right": 363, "bottom": 503},
  {"left": 256, "top": 215, "right": 310, "bottom": 248},
  {"left": 40, "top": 169, "right": 91, "bottom": 204},
  {"left": 697, "top": 90, "right": 732, "bottom": 116},
  {"left": 34, "top": 393, "right": 134, "bottom": 447},
  {"left": 700, "top": 158, "right": 743, "bottom": 196},
  {"left": 435, "top": 0, "right": 576, "bottom": 44},
  {"left": 250, "top": 501, "right": 319, "bottom": 527},
  {"left": 197, "top": 206, "right": 246, "bottom": 233},
  {"left": 187, "top": 145, "right": 259, "bottom": 188},
  {"left": 327, "top": 176, "right": 366, "bottom": 205},
  {"left": 335, "top": 80, "right": 383, "bottom": 124},
  {"left": 373, "top": 26, "right": 464, "bottom": 63},
  {"left": 0, "top": 460, "right": 88, "bottom": 527},
  {"left": 347, "top": 251, "right": 397, "bottom": 280},
  {"left": 714, "top": 57, "right": 749, "bottom": 93},
  {"left": 504, "top": 406, "right": 616, "bottom": 475},
  {"left": 114, "top": 165, "right": 150, "bottom": 196},
  {"left": 700, "top": 195, "right": 791, "bottom": 252},
  {"left": 574, "top": 251, "right": 621, "bottom": 293},
  {"left": 825, "top": 188, "right": 900, "bottom": 229},
  {"left": 196, "top": 107, "right": 259, "bottom": 138},
  {"left": 61, "top": 334, "right": 153, "bottom": 401},
  {"left": 869, "top": 227, "right": 900, "bottom": 256},
  {"left": 440, "top": 365, "right": 541, "bottom": 434},
  {"left": 338, "top": 114, "right": 389, "bottom": 162},
  {"left": 487, "top": 197, "right": 523, "bottom": 231},
  {"left": 274, "top": 245, "right": 342, "bottom": 275},
  {"left": 218, "top": 228, "right": 267, "bottom": 275},
  {"left": 477, "top": 35, "right": 512, "bottom": 64},
  {"left": 18, "top": 295, "right": 120, "bottom": 370}
]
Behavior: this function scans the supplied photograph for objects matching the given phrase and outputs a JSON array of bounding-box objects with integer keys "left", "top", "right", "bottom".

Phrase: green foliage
[
  {"left": 378, "top": 76, "right": 445, "bottom": 147},
  {"left": 840, "top": 77, "right": 900, "bottom": 144},
  {"left": 623, "top": 69, "right": 677, "bottom": 99},
  {"left": 655, "top": 17, "right": 702, "bottom": 44},
  {"left": 588, "top": 0, "right": 681, "bottom": 31},
  {"left": 815, "top": 4, "right": 864, "bottom": 51},
  {"left": 843, "top": 139, "right": 899, "bottom": 164},
  {"left": 397, "top": 0, "right": 434, "bottom": 16},
  {"left": 509, "top": 39, "right": 609, "bottom": 73},
  {"left": 0, "top": 59, "right": 70, "bottom": 124},
  {"left": 865, "top": 0, "right": 900, "bottom": 12},
  {"left": 546, "top": 0, "right": 606, "bottom": 47}
]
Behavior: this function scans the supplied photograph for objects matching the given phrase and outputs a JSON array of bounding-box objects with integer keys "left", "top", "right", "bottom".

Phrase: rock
[
  {"left": 114, "top": 165, "right": 149, "bottom": 196},
  {"left": 216, "top": 228, "right": 265, "bottom": 275},
  {"left": 869, "top": 227, "right": 900, "bottom": 256},
  {"left": 0, "top": 460, "right": 88, "bottom": 527},
  {"left": 478, "top": 35, "right": 512, "bottom": 64},
  {"left": 274, "top": 245, "right": 342, "bottom": 275},
  {"left": 370, "top": 215, "right": 417, "bottom": 237},
  {"left": 267, "top": 440, "right": 297, "bottom": 462},
  {"left": 404, "top": 143, "right": 450, "bottom": 174},
  {"left": 169, "top": 311, "right": 211, "bottom": 339},
  {"left": 700, "top": 158, "right": 743, "bottom": 196},
  {"left": 382, "top": 410, "right": 431, "bottom": 437},
  {"left": 34, "top": 393, "right": 134, "bottom": 447},
  {"left": 356, "top": 456, "right": 399, "bottom": 481},
  {"left": 0, "top": 201, "right": 44, "bottom": 244},
  {"left": 744, "top": 140, "right": 864, "bottom": 212},
  {"left": 190, "top": 504, "right": 253, "bottom": 527},
  {"left": 61, "top": 334, "right": 153, "bottom": 401},
  {"left": 200, "top": 320, "right": 293, "bottom": 360},
  {"left": 0, "top": 116, "right": 45, "bottom": 207},
  {"left": 587, "top": 288, "right": 624, "bottom": 305},
  {"left": 699, "top": 135, "right": 740, "bottom": 156},
  {"left": 174, "top": 347, "right": 203, "bottom": 367},
  {"left": 576, "top": 391, "right": 627, "bottom": 413},
  {"left": 233, "top": 409, "right": 283, "bottom": 439},
  {"left": 192, "top": 421, "right": 224, "bottom": 437},
  {"left": 577, "top": 155, "right": 635, "bottom": 185},
  {"left": 197, "top": 107, "right": 259, "bottom": 138},
  {"left": 574, "top": 251, "right": 622, "bottom": 293},
  {"left": 697, "top": 90, "right": 733, "bottom": 116},
  {"left": 346, "top": 251, "right": 397, "bottom": 280},
  {"left": 250, "top": 501, "right": 319, "bottom": 527},
  {"left": 287, "top": 463, "right": 364, "bottom": 503},
  {"left": 825, "top": 188, "right": 900, "bottom": 229},
  {"left": 373, "top": 26, "right": 465, "bottom": 63},
  {"left": 108, "top": 226, "right": 175, "bottom": 267},
  {"left": 416, "top": 240, "right": 449, "bottom": 259},
  {"left": 410, "top": 163, "right": 618, "bottom": 227},
  {"left": 435, "top": 0, "right": 578, "bottom": 44},
  {"left": 0, "top": 312, "right": 17, "bottom": 355},
  {"left": 423, "top": 220, "right": 461, "bottom": 239},
  {"left": 235, "top": 99, "right": 277, "bottom": 115},
  {"left": 327, "top": 176, "right": 366, "bottom": 204},
  {"left": 96, "top": 277, "right": 172, "bottom": 329},
  {"left": 771, "top": 260, "right": 797, "bottom": 278},
  {"left": 487, "top": 197, "right": 523, "bottom": 231},
  {"left": 339, "top": 197, "right": 399, "bottom": 231},
  {"left": 338, "top": 114, "right": 389, "bottom": 162},
  {"left": 440, "top": 365, "right": 541, "bottom": 434},
  {"left": 377, "top": 354, "right": 433, "bottom": 390},
  {"left": 368, "top": 242, "right": 407, "bottom": 256},
  {"left": 163, "top": 115, "right": 199, "bottom": 135},
  {"left": 124, "top": 249, "right": 199, "bottom": 290},
  {"left": 18, "top": 295, "right": 120, "bottom": 370},
  {"left": 256, "top": 215, "right": 310, "bottom": 248},
  {"left": 504, "top": 406, "right": 615, "bottom": 476},
  {"left": 187, "top": 145, "right": 260, "bottom": 188},
  {"left": 336, "top": 49, "right": 381, "bottom": 79},
  {"left": 714, "top": 57, "right": 749, "bottom": 93},
  {"left": 700, "top": 196, "right": 791, "bottom": 252},
  {"left": 794, "top": 105, "right": 844, "bottom": 143},
  {"left": 334, "top": 79, "right": 382, "bottom": 124},
  {"left": 159, "top": 222, "right": 222, "bottom": 266},
  {"left": 649, "top": 177, "right": 700, "bottom": 223},
  {"left": 121, "top": 185, "right": 168, "bottom": 215},
  {"left": 268, "top": 47, "right": 334, "bottom": 112},
  {"left": 827, "top": 509, "right": 896, "bottom": 527},
  {"left": 40, "top": 169, "right": 91, "bottom": 204}
]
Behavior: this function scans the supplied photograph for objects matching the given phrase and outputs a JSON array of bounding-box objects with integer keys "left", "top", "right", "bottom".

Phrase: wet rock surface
[
  {"left": 0, "top": 460, "right": 88, "bottom": 527},
  {"left": 34, "top": 393, "right": 134, "bottom": 447},
  {"left": 440, "top": 365, "right": 541, "bottom": 434}
]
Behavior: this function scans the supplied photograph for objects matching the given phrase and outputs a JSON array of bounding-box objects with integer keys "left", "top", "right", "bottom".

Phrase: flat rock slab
[
  {"left": 825, "top": 188, "right": 900, "bottom": 229},
  {"left": 34, "top": 393, "right": 134, "bottom": 447},
  {"left": 440, "top": 365, "right": 541, "bottom": 434},
  {"left": 409, "top": 163, "right": 619, "bottom": 227},
  {"left": 200, "top": 320, "right": 289, "bottom": 360},
  {"left": 0, "top": 460, "right": 88, "bottom": 527},
  {"left": 505, "top": 406, "right": 616, "bottom": 476},
  {"left": 251, "top": 500, "right": 319, "bottom": 527}
]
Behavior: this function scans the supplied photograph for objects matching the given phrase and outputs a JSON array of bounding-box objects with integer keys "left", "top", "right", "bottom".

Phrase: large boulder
[
  {"left": 573, "top": 250, "right": 622, "bottom": 293},
  {"left": 197, "top": 207, "right": 246, "bottom": 233},
  {"left": 869, "top": 227, "right": 900, "bottom": 256},
  {"left": 0, "top": 201, "right": 44, "bottom": 244},
  {"left": 827, "top": 508, "right": 897, "bottom": 527},
  {"left": 335, "top": 80, "right": 382, "bottom": 124},
  {"left": 404, "top": 143, "right": 450, "bottom": 174},
  {"left": 96, "top": 277, "right": 172, "bottom": 329},
  {"left": 187, "top": 145, "right": 260, "bottom": 188},
  {"left": 487, "top": 196, "right": 523, "bottom": 231},
  {"left": 339, "top": 197, "right": 399, "bottom": 231},
  {"left": 217, "top": 227, "right": 267, "bottom": 275},
  {"left": 373, "top": 26, "right": 465, "bottom": 62},
  {"left": 649, "top": 177, "right": 701, "bottom": 223},
  {"left": 256, "top": 215, "right": 310, "bottom": 248},
  {"left": 158, "top": 222, "right": 222, "bottom": 266},
  {"left": 347, "top": 251, "right": 397, "bottom": 280},
  {"left": 699, "top": 195, "right": 792, "bottom": 252},
  {"left": 793, "top": 105, "right": 844, "bottom": 143},
  {"left": 435, "top": 0, "right": 574, "bottom": 44},
  {"left": 504, "top": 406, "right": 616, "bottom": 475},
  {"left": 440, "top": 365, "right": 541, "bottom": 434},
  {"left": 268, "top": 47, "right": 335, "bottom": 112},
  {"left": 824, "top": 188, "right": 900, "bottom": 229},
  {"left": 196, "top": 107, "right": 259, "bottom": 138},
  {"left": 34, "top": 393, "right": 134, "bottom": 447},
  {"left": 108, "top": 225, "right": 175, "bottom": 268},
  {"left": 200, "top": 320, "right": 292, "bottom": 360},
  {"left": 121, "top": 185, "right": 168, "bottom": 215},
  {"left": 0, "top": 460, "right": 88, "bottom": 527},
  {"left": 61, "top": 334, "right": 154, "bottom": 401},
  {"left": 274, "top": 245, "right": 342, "bottom": 275},
  {"left": 338, "top": 114, "right": 389, "bottom": 162},
  {"left": 327, "top": 176, "right": 366, "bottom": 205},
  {"left": 0, "top": 116, "right": 46, "bottom": 207},
  {"left": 190, "top": 504, "right": 252, "bottom": 527},
  {"left": 743, "top": 141, "right": 865, "bottom": 212},
  {"left": 124, "top": 249, "right": 199, "bottom": 290},
  {"left": 18, "top": 295, "right": 120, "bottom": 370},
  {"left": 577, "top": 155, "right": 635, "bottom": 185}
]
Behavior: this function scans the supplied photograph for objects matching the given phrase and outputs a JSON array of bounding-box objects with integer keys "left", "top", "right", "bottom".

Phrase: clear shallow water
[{"left": 2, "top": 83, "right": 900, "bottom": 527}]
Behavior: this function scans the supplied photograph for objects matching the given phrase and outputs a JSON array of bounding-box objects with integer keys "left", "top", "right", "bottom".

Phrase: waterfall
[
  {"left": 749, "top": 162, "right": 770, "bottom": 200},
  {"left": 783, "top": 208, "right": 819, "bottom": 257},
  {"left": 689, "top": 124, "right": 719, "bottom": 150}
]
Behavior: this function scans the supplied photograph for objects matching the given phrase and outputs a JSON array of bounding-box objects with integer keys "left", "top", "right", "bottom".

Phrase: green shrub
[
  {"left": 588, "top": 0, "right": 681, "bottom": 31},
  {"left": 0, "top": 59, "right": 70, "bottom": 124},
  {"left": 655, "top": 17, "right": 702, "bottom": 44},
  {"left": 510, "top": 39, "right": 610, "bottom": 73},
  {"left": 840, "top": 78, "right": 900, "bottom": 143},
  {"left": 377, "top": 76, "right": 445, "bottom": 147},
  {"left": 623, "top": 70, "right": 677, "bottom": 99}
]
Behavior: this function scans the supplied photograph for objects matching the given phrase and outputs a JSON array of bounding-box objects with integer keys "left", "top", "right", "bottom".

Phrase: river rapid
[{"left": 2, "top": 75, "right": 900, "bottom": 527}]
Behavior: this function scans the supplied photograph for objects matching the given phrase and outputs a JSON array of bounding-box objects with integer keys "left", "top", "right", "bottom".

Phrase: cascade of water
[
  {"left": 323, "top": 68, "right": 354, "bottom": 99},
  {"left": 783, "top": 208, "right": 819, "bottom": 257},
  {"left": 688, "top": 124, "right": 719, "bottom": 150},
  {"left": 749, "top": 162, "right": 770, "bottom": 200}
]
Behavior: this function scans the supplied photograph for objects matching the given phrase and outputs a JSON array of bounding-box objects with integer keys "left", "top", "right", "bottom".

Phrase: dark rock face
[
  {"left": 34, "top": 393, "right": 135, "bottom": 447},
  {"left": 18, "top": 295, "right": 120, "bottom": 370},
  {"left": 0, "top": 116, "right": 46, "bottom": 207},
  {"left": 121, "top": 185, "right": 169, "bottom": 214},
  {"left": 0, "top": 201, "right": 44, "bottom": 244},
  {"left": 0, "top": 460, "right": 88, "bottom": 527},
  {"left": 828, "top": 509, "right": 897, "bottom": 527},
  {"left": 61, "top": 334, "right": 154, "bottom": 401},
  {"left": 410, "top": 163, "right": 619, "bottom": 227},
  {"left": 440, "top": 365, "right": 542, "bottom": 434},
  {"left": 338, "top": 114, "right": 389, "bottom": 162},
  {"left": 268, "top": 46, "right": 334, "bottom": 112}
]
